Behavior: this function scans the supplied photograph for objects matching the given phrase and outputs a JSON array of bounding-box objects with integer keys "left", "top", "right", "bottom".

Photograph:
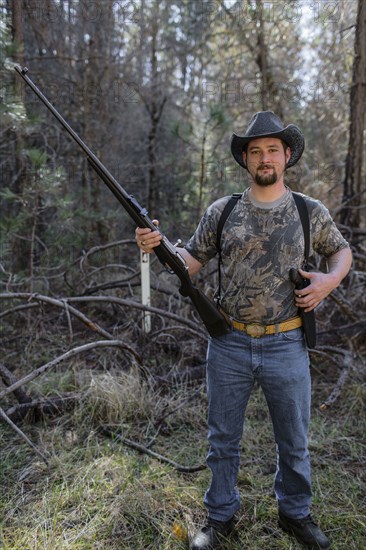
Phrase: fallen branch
[
  {"left": 319, "top": 366, "right": 352, "bottom": 411},
  {"left": 67, "top": 296, "right": 206, "bottom": 337},
  {"left": 0, "top": 302, "right": 40, "bottom": 318},
  {"left": 0, "top": 340, "right": 140, "bottom": 401},
  {"left": 312, "top": 346, "right": 354, "bottom": 410},
  {"left": 0, "top": 292, "right": 207, "bottom": 340},
  {"left": 0, "top": 292, "right": 116, "bottom": 341},
  {"left": 0, "top": 406, "right": 49, "bottom": 465},
  {"left": 0, "top": 363, "right": 33, "bottom": 405},
  {"left": 101, "top": 427, "right": 206, "bottom": 473},
  {"left": 5, "top": 392, "right": 81, "bottom": 423},
  {"left": 0, "top": 341, "right": 141, "bottom": 462},
  {"left": 329, "top": 291, "right": 359, "bottom": 323}
]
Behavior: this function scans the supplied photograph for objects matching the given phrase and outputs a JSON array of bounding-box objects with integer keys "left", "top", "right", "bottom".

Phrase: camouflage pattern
[{"left": 185, "top": 188, "right": 349, "bottom": 324}]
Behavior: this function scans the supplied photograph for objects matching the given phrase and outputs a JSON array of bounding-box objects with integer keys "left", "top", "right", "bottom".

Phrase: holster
[{"left": 289, "top": 268, "right": 317, "bottom": 348}]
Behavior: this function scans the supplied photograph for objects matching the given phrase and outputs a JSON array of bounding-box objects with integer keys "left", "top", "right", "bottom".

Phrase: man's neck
[{"left": 249, "top": 181, "right": 287, "bottom": 203}]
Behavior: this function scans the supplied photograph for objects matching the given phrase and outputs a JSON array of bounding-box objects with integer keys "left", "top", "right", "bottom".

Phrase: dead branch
[
  {"left": 0, "top": 302, "right": 40, "bottom": 318},
  {"left": 66, "top": 296, "right": 206, "bottom": 334},
  {"left": 0, "top": 341, "right": 142, "bottom": 462},
  {"left": 329, "top": 291, "right": 359, "bottom": 323},
  {"left": 79, "top": 239, "right": 136, "bottom": 269},
  {"left": 0, "top": 406, "right": 49, "bottom": 465},
  {"left": 0, "top": 340, "right": 140, "bottom": 401},
  {"left": 0, "top": 363, "right": 32, "bottom": 404},
  {"left": 5, "top": 392, "right": 80, "bottom": 423},
  {"left": 101, "top": 427, "right": 206, "bottom": 473},
  {"left": 0, "top": 292, "right": 207, "bottom": 339},
  {"left": 319, "top": 349, "right": 354, "bottom": 411},
  {"left": 311, "top": 346, "right": 355, "bottom": 410},
  {"left": 0, "top": 292, "right": 116, "bottom": 341},
  {"left": 63, "top": 239, "right": 136, "bottom": 276}
]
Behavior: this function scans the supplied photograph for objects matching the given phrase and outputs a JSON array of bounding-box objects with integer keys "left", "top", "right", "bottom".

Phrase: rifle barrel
[{"left": 14, "top": 66, "right": 231, "bottom": 338}]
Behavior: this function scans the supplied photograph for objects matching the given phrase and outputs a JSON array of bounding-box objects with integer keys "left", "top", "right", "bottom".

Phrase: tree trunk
[
  {"left": 147, "top": 4, "right": 159, "bottom": 216},
  {"left": 12, "top": 0, "right": 24, "bottom": 95},
  {"left": 146, "top": 0, "right": 167, "bottom": 215},
  {"left": 10, "top": 0, "right": 29, "bottom": 271},
  {"left": 257, "top": 0, "right": 268, "bottom": 110},
  {"left": 340, "top": 0, "right": 366, "bottom": 231}
]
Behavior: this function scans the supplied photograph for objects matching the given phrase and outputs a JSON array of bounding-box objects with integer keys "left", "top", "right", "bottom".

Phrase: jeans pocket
[{"left": 280, "top": 328, "right": 305, "bottom": 342}]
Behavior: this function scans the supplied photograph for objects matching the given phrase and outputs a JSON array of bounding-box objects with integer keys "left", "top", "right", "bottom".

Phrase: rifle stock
[{"left": 15, "top": 66, "right": 231, "bottom": 338}]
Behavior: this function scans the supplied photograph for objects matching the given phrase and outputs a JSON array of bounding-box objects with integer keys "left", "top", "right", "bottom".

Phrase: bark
[
  {"left": 12, "top": 0, "right": 24, "bottom": 95},
  {"left": 146, "top": 1, "right": 167, "bottom": 215},
  {"left": 0, "top": 363, "right": 32, "bottom": 404},
  {"left": 256, "top": 0, "right": 269, "bottom": 110},
  {"left": 340, "top": 0, "right": 366, "bottom": 231}
]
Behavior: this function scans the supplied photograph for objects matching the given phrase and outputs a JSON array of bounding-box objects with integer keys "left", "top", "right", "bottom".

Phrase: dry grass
[{"left": 1, "top": 355, "right": 365, "bottom": 550}]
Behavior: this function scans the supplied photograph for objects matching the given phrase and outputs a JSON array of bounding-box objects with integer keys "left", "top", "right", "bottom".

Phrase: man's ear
[
  {"left": 285, "top": 146, "right": 291, "bottom": 164},
  {"left": 242, "top": 149, "right": 247, "bottom": 164}
]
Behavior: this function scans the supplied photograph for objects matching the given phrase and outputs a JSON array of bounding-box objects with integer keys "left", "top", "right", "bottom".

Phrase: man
[{"left": 135, "top": 111, "right": 352, "bottom": 549}]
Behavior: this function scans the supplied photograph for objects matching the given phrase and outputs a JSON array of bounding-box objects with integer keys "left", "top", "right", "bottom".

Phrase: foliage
[{"left": 1, "top": 0, "right": 364, "bottom": 285}]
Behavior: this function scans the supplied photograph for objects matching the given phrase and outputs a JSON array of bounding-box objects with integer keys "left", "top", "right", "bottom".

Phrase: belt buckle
[{"left": 246, "top": 323, "right": 266, "bottom": 338}]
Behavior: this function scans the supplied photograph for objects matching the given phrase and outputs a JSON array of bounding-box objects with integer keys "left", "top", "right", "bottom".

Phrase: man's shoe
[
  {"left": 278, "top": 512, "right": 331, "bottom": 549},
  {"left": 190, "top": 516, "right": 235, "bottom": 550}
]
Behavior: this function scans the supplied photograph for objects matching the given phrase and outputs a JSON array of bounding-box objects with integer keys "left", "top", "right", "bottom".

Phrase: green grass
[{"left": 1, "top": 367, "right": 365, "bottom": 549}]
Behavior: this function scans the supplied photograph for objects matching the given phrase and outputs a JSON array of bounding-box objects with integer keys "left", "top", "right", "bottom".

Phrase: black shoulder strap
[
  {"left": 215, "top": 193, "right": 242, "bottom": 303},
  {"left": 216, "top": 193, "right": 242, "bottom": 253},
  {"left": 292, "top": 192, "right": 310, "bottom": 267},
  {"left": 291, "top": 192, "right": 316, "bottom": 348}
]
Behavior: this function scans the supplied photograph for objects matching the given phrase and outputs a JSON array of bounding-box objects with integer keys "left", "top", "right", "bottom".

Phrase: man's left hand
[{"left": 294, "top": 269, "right": 337, "bottom": 312}]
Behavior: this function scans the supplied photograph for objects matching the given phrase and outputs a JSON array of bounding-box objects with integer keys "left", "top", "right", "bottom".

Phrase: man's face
[{"left": 243, "top": 137, "right": 291, "bottom": 186}]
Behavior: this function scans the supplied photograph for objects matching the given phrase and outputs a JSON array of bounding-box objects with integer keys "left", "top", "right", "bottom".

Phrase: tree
[{"left": 340, "top": 0, "right": 366, "bottom": 233}]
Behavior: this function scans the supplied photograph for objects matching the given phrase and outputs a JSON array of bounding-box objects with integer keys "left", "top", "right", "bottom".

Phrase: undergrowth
[{"left": 0, "top": 363, "right": 365, "bottom": 549}]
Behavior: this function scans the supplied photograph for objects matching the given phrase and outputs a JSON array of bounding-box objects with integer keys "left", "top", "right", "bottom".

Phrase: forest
[{"left": 0, "top": 1, "right": 365, "bottom": 549}]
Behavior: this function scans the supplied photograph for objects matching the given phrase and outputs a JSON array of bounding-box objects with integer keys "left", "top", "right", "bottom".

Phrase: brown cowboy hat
[{"left": 231, "top": 111, "right": 305, "bottom": 169}]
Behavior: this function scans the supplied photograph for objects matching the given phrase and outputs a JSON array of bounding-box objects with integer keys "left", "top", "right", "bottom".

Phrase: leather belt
[{"left": 230, "top": 316, "right": 302, "bottom": 338}]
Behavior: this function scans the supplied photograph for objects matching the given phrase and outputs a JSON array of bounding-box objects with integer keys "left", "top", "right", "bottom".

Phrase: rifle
[{"left": 15, "top": 66, "right": 231, "bottom": 338}]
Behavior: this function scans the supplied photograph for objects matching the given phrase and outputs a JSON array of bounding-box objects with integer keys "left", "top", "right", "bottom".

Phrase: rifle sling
[
  {"left": 292, "top": 192, "right": 310, "bottom": 268},
  {"left": 215, "top": 193, "right": 242, "bottom": 303}
]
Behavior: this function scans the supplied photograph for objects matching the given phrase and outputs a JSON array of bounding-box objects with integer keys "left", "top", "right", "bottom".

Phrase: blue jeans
[{"left": 204, "top": 327, "right": 311, "bottom": 522}]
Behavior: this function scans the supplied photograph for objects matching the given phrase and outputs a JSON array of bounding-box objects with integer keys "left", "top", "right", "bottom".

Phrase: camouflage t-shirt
[{"left": 185, "top": 188, "right": 349, "bottom": 324}]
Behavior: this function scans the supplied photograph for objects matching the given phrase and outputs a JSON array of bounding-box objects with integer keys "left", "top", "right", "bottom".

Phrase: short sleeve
[
  {"left": 184, "top": 197, "right": 230, "bottom": 265},
  {"left": 306, "top": 197, "right": 350, "bottom": 257}
]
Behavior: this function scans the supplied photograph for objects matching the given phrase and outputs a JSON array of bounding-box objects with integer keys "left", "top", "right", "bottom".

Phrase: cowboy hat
[{"left": 231, "top": 111, "right": 304, "bottom": 169}]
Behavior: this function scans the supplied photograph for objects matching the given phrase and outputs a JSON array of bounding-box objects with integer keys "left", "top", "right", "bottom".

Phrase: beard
[{"left": 254, "top": 164, "right": 278, "bottom": 186}]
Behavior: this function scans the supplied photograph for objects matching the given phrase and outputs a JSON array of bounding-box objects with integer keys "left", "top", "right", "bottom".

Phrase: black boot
[
  {"left": 190, "top": 516, "right": 235, "bottom": 550},
  {"left": 278, "top": 512, "right": 331, "bottom": 549}
]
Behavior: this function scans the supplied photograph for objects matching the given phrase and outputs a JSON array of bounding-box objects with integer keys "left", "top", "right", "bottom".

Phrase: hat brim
[{"left": 231, "top": 124, "right": 304, "bottom": 169}]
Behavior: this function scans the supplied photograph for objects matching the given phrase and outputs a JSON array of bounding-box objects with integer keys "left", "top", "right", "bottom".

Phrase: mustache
[{"left": 257, "top": 163, "right": 275, "bottom": 170}]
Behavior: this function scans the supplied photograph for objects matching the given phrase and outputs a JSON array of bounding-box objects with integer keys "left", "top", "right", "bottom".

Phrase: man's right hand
[{"left": 135, "top": 219, "right": 162, "bottom": 253}]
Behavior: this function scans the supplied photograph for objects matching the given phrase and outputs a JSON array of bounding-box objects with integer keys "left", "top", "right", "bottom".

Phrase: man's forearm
[
  {"left": 179, "top": 248, "right": 203, "bottom": 276},
  {"left": 326, "top": 247, "right": 353, "bottom": 287}
]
